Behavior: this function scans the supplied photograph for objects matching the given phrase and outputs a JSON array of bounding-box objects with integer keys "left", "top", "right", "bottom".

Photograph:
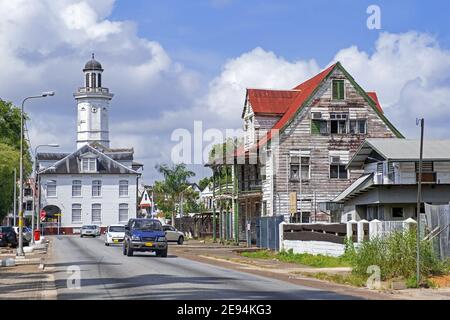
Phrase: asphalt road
[{"left": 49, "top": 235, "right": 357, "bottom": 300}]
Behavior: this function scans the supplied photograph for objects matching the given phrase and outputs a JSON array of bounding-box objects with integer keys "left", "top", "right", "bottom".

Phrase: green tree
[
  {"left": 0, "top": 100, "right": 32, "bottom": 221},
  {"left": 182, "top": 187, "right": 200, "bottom": 214},
  {"left": 154, "top": 163, "right": 195, "bottom": 224},
  {"left": 0, "top": 143, "right": 20, "bottom": 220},
  {"left": 198, "top": 176, "right": 212, "bottom": 191}
]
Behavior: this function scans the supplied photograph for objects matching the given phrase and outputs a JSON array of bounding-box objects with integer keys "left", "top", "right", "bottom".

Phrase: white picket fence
[{"left": 278, "top": 218, "right": 417, "bottom": 256}]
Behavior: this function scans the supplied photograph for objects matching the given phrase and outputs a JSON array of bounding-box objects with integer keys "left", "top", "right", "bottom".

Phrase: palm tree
[{"left": 154, "top": 163, "right": 195, "bottom": 226}]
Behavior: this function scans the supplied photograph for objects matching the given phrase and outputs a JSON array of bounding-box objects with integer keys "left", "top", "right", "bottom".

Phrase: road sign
[{"left": 40, "top": 209, "right": 46, "bottom": 221}]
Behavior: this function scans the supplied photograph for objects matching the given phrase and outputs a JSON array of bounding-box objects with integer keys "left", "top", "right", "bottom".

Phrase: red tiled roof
[
  {"left": 246, "top": 89, "right": 300, "bottom": 116},
  {"left": 367, "top": 92, "right": 383, "bottom": 113}
]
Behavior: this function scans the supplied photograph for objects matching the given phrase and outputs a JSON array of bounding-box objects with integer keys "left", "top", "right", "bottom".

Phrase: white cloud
[
  {"left": 205, "top": 47, "right": 320, "bottom": 123},
  {"left": 331, "top": 31, "right": 450, "bottom": 138}
]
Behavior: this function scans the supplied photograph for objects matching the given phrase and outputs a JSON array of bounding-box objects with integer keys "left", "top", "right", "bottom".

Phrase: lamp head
[{"left": 42, "top": 91, "right": 55, "bottom": 97}]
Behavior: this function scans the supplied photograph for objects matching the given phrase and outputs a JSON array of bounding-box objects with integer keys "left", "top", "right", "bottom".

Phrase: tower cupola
[{"left": 74, "top": 54, "right": 113, "bottom": 149}]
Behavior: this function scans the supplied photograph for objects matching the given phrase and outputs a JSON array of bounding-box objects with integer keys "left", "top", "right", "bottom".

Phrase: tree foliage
[
  {"left": 0, "top": 100, "right": 33, "bottom": 221},
  {"left": 0, "top": 143, "right": 20, "bottom": 220},
  {"left": 198, "top": 176, "right": 212, "bottom": 191},
  {"left": 153, "top": 163, "right": 196, "bottom": 221}
]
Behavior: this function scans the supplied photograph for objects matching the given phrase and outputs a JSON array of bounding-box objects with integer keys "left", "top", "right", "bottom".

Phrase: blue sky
[
  {"left": 110, "top": 0, "right": 450, "bottom": 75},
  {"left": 1, "top": 0, "right": 450, "bottom": 183}
]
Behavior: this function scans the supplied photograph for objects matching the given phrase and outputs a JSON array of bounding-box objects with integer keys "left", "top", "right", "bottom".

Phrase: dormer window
[{"left": 82, "top": 158, "right": 97, "bottom": 172}]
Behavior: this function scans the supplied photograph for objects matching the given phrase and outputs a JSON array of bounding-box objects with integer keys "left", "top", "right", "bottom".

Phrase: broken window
[
  {"left": 330, "top": 156, "right": 348, "bottom": 179},
  {"left": 330, "top": 113, "right": 348, "bottom": 134},
  {"left": 290, "top": 155, "right": 310, "bottom": 181},
  {"left": 392, "top": 207, "right": 404, "bottom": 218},
  {"left": 349, "top": 119, "right": 367, "bottom": 134}
]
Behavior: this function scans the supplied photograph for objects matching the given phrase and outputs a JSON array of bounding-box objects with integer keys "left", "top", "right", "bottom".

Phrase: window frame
[
  {"left": 72, "top": 180, "right": 82, "bottom": 197},
  {"left": 72, "top": 204, "right": 82, "bottom": 223},
  {"left": 82, "top": 157, "right": 97, "bottom": 173},
  {"left": 46, "top": 180, "right": 57, "bottom": 197},
  {"left": 91, "top": 203, "right": 102, "bottom": 224},
  {"left": 92, "top": 180, "right": 102, "bottom": 197},
  {"left": 119, "top": 180, "right": 129, "bottom": 197},
  {"left": 118, "top": 203, "right": 128, "bottom": 223},
  {"left": 329, "top": 156, "right": 348, "bottom": 180},
  {"left": 332, "top": 79, "right": 345, "bottom": 100}
]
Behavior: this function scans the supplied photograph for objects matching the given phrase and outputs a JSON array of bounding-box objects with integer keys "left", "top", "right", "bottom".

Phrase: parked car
[
  {"left": 162, "top": 225, "right": 184, "bottom": 245},
  {"left": 105, "top": 224, "right": 125, "bottom": 246},
  {"left": 123, "top": 218, "right": 167, "bottom": 257},
  {"left": 80, "top": 225, "right": 101, "bottom": 237},
  {"left": 12, "top": 226, "right": 31, "bottom": 246},
  {"left": 0, "top": 226, "right": 18, "bottom": 248}
]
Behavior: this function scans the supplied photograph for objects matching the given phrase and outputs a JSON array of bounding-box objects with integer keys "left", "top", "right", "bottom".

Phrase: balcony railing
[
  {"left": 77, "top": 87, "right": 110, "bottom": 94},
  {"left": 239, "top": 180, "right": 262, "bottom": 192}
]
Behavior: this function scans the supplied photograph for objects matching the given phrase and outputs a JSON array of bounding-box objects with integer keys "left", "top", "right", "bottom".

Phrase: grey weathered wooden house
[{"left": 208, "top": 62, "right": 403, "bottom": 242}]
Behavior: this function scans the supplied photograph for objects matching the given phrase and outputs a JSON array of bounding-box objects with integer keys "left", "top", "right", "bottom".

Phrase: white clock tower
[{"left": 74, "top": 54, "right": 114, "bottom": 149}]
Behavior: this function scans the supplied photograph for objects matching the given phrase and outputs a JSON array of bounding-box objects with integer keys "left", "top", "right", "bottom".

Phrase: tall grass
[{"left": 347, "top": 230, "right": 448, "bottom": 280}]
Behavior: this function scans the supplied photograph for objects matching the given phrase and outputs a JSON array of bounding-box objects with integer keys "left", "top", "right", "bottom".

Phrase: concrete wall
[{"left": 282, "top": 240, "right": 345, "bottom": 257}]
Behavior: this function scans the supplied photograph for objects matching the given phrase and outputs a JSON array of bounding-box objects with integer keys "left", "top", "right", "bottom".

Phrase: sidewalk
[
  {"left": 171, "top": 240, "right": 450, "bottom": 300},
  {"left": 0, "top": 239, "right": 57, "bottom": 300}
]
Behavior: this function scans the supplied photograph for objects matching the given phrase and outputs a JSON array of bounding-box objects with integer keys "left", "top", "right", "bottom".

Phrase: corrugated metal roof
[
  {"left": 367, "top": 139, "right": 450, "bottom": 160},
  {"left": 348, "top": 138, "right": 450, "bottom": 169},
  {"left": 247, "top": 89, "right": 300, "bottom": 115},
  {"left": 333, "top": 173, "right": 373, "bottom": 202}
]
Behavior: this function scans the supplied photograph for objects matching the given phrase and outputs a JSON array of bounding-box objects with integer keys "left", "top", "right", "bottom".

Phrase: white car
[
  {"left": 104, "top": 224, "right": 126, "bottom": 246},
  {"left": 163, "top": 225, "right": 184, "bottom": 244},
  {"left": 80, "top": 225, "right": 101, "bottom": 237}
]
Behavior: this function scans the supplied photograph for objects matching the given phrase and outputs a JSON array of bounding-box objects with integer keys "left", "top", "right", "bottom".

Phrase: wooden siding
[{"left": 263, "top": 68, "right": 398, "bottom": 217}]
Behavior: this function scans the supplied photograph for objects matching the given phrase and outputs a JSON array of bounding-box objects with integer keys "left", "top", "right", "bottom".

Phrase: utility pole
[
  {"left": 416, "top": 118, "right": 424, "bottom": 285},
  {"left": 13, "top": 168, "right": 17, "bottom": 227},
  {"left": 17, "top": 92, "right": 55, "bottom": 257}
]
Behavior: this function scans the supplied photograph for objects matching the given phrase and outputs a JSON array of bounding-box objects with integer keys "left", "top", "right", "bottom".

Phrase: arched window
[
  {"left": 98, "top": 73, "right": 102, "bottom": 87},
  {"left": 91, "top": 73, "right": 96, "bottom": 88},
  {"left": 85, "top": 73, "right": 90, "bottom": 87}
]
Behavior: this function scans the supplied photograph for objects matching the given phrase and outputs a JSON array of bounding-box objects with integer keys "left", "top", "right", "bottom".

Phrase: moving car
[
  {"left": 80, "top": 225, "right": 101, "bottom": 237},
  {"left": 105, "top": 224, "right": 125, "bottom": 246},
  {"left": 162, "top": 225, "right": 184, "bottom": 245},
  {"left": 0, "top": 226, "right": 18, "bottom": 248},
  {"left": 13, "top": 226, "right": 32, "bottom": 246},
  {"left": 123, "top": 218, "right": 167, "bottom": 257}
]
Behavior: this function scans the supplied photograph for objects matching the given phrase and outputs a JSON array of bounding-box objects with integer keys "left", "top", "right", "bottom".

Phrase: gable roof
[
  {"left": 251, "top": 62, "right": 403, "bottom": 151},
  {"left": 367, "top": 92, "right": 383, "bottom": 113},
  {"left": 347, "top": 138, "right": 450, "bottom": 169},
  {"left": 38, "top": 143, "right": 140, "bottom": 175}
]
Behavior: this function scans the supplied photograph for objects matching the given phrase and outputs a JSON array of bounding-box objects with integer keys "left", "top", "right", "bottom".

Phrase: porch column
[{"left": 212, "top": 167, "right": 217, "bottom": 242}]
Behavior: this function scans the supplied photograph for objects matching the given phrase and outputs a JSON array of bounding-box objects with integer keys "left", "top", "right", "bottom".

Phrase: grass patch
[
  {"left": 346, "top": 230, "right": 450, "bottom": 281},
  {"left": 305, "top": 272, "right": 367, "bottom": 287},
  {"left": 240, "top": 249, "right": 351, "bottom": 268}
]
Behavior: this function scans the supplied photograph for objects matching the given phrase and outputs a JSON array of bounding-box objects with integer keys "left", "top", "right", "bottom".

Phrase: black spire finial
[{"left": 92, "top": 53, "right": 95, "bottom": 60}]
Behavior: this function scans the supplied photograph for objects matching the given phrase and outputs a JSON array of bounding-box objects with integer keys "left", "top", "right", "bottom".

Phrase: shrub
[{"left": 351, "top": 230, "right": 446, "bottom": 280}]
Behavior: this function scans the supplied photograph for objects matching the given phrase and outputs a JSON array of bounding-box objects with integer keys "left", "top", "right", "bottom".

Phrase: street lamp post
[
  {"left": 17, "top": 91, "right": 55, "bottom": 257},
  {"left": 31, "top": 144, "right": 59, "bottom": 245}
]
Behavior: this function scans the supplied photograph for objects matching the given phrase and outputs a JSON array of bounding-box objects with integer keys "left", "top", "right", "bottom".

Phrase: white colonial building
[{"left": 37, "top": 55, "right": 143, "bottom": 234}]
